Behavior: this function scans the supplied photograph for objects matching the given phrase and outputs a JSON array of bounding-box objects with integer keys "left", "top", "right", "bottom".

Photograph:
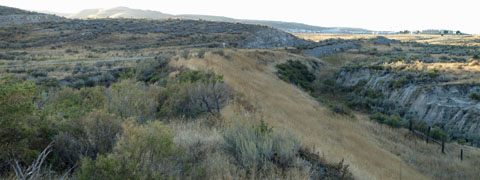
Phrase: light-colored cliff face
[{"left": 336, "top": 67, "right": 480, "bottom": 139}]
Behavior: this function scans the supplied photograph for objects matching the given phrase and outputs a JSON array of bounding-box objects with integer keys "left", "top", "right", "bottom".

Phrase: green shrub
[
  {"left": 385, "top": 115, "right": 403, "bottom": 128},
  {"left": 276, "top": 60, "right": 316, "bottom": 91},
  {"left": 329, "top": 104, "right": 353, "bottom": 117},
  {"left": 177, "top": 70, "right": 223, "bottom": 84},
  {"left": 158, "top": 70, "right": 229, "bottom": 118},
  {"left": 370, "top": 113, "right": 404, "bottom": 128},
  {"left": 80, "top": 109, "right": 122, "bottom": 155},
  {"left": 472, "top": 54, "right": 479, "bottom": 59},
  {"left": 106, "top": 79, "right": 160, "bottom": 123},
  {"left": 414, "top": 121, "right": 429, "bottom": 134},
  {"left": 470, "top": 93, "right": 480, "bottom": 101},
  {"left": 135, "top": 54, "right": 172, "bottom": 83},
  {"left": 457, "top": 138, "right": 467, "bottom": 145},
  {"left": 76, "top": 121, "right": 183, "bottom": 180},
  {"left": 370, "top": 112, "right": 388, "bottom": 123},
  {"left": 370, "top": 64, "right": 384, "bottom": 70},
  {"left": 53, "top": 109, "right": 122, "bottom": 169},
  {"left": 197, "top": 49, "right": 206, "bottom": 58},
  {"left": 421, "top": 70, "right": 439, "bottom": 79},
  {"left": 390, "top": 77, "right": 408, "bottom": 88},
  {"left": 430, "top": 127, "right": 448, "bottom": 141},
  {"left": 49, "top": 86, "right": 106, "bottom": 120},
  {"left": 181, "top": 49, "right": 190, "bottom": 59},
  {"left": 222, "top": 119, "right": 300, "bottom": 173},
  {"left": 0, "top": 76, "right": 40, "bottom": 172},
  {"left": 364, "top": 88, "right": 383, "bottom": 99}
]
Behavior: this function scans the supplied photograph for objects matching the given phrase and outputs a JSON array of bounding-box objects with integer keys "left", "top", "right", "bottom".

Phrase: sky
[{"left": 1, "top": 0, "right": 479, "bottom": 34}]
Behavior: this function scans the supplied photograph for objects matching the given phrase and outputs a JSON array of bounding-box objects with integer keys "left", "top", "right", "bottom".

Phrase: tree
[{"left": 456, "top": 30, "right": 461, "bottom": 35}]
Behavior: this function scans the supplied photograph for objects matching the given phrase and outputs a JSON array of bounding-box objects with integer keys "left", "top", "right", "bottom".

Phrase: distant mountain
[
  {"left": 69, "top": 7, "right": 172, "bottom": 19},
  {"left": 60, "top": 7, "right": 372, "bottom": 34},
  {"left": 0, "top": 5, "right": 65, "bottom": 26},
  {"left": 36, "top": 10, "right": 72, "bottom": 17}
]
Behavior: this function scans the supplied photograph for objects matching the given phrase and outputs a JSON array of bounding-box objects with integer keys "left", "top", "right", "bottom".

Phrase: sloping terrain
[
  {"left": 0, "top": 5, "right": 64, "bottom": 26},
  {"left": 169, "top": 49, "right": 430, "bottom": 179},
  {"left": 1, "top": 6, "right": 479, "bottom": 179},
  {"left": 336, "top": 65, "right": 480, "bottom": 140},
  {"left": 52, "top": 6, "right": 372, "bottom": 34},
  {"left": 0, "top": 17, "right": 310, "bottom": 50},
  {"left": 173, "top": 49, "right": 480, "bottom": 179}
]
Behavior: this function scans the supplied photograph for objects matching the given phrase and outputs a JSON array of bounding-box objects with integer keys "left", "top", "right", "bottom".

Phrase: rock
[
  {"left": 337, "top": 67, "right": 480, "bottom": 139},
  {"left": 303, "top": 41, "right": 359, "bottom": 58}
]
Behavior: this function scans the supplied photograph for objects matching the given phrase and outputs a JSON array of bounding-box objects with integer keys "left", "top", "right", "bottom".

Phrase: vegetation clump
[
  {"left": 158, "top": 69, "right": 230, "bottom": 118},
  {"left": 390, "top": 77, "right": 408, "bottom": 88},
  {"left": 370, "top": 112, "right": 404, "bottom": 128},
  {"left": 76, "top": 121, "right": 186, "bottom": 180},
  {"left": 470, "top": 93, "right": 480, "bottom": 101},
  {"left": 222, "top": 119, "right": 300, "bottom": 175},
  {"left": 276, "top": 60, "right": 316, "bottom": 91},
  {"left": 430, "top": 127, "right": 448, "bottom": 141}
]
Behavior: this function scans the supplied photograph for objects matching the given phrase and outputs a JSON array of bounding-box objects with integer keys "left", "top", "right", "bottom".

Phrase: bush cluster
[
  {"left": 430, "top": 127, "right": 448, "bottom": 141},
  {"left": 158, "top": 70, "right": 230, "bottom": 118},
  {"left": 276, "top": 60, "right": 316, "bottom": 91},
  {"left": 470, "top": 93, "right": 480, "bottom": 101},
  {"left": 76, "top": 121, "right": 188, "bottom": 180},
  {"left": 0, "top": 65, "right": 233, "bottom": 177},
  {"left": 222, "top": 119, "right": 300, "bottom": 173},
  {"left": 390, "top": 77, "right": 408, "bottom": 88},
  {"left": 370, "top": 112, "right": 405, "bottom": 128}
]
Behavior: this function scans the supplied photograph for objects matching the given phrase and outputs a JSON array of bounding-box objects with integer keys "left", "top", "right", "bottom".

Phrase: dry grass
[
  {"left": 385, "top": 60, "right": 480, "bottom": 85},
  {"left": 295, "top": 33, "right": 480, "bottom": 46},
  {"left": 294, "top": 33, "right": 379, "bottom": 42},
  {"left": 170, "top": 49, "right": 432, "bottom": 180},
  {"left": 354, "top": 113, "right": 480, "bottom": 180},
  {"left": 169, "top": 49, "right": 480, "bottom": 179}
]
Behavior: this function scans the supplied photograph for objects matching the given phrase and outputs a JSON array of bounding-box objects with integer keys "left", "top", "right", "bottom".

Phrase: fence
[{"left": 408, "top": 121, "right": 465, "bottom": 161}]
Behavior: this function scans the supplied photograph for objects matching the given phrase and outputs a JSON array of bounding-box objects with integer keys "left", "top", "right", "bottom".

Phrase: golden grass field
[
  {"left": 168, "top": 49, "right": 480, "bottom": 180},
  {"left": 295, "top": 33, "right": 480, "bottom": 46}
]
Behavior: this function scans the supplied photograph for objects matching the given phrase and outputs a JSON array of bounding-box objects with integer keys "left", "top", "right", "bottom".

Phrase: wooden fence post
[
  {"left": 461, "top": 149, "right": 463, "bottom": 161},
  {"left": 426, "top": 127, "right": 431, "bottom": 144},
  {"left": 441, "top": 140, "right": 445, "bottom": 154},
  {"left": 408, "top": 120, "right": 413, "bottom": 132}
]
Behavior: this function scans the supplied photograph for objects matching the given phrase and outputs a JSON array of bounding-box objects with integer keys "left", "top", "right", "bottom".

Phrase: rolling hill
[
  {"left": 0, "top": 5, "right": 64, "bottom": 26},
  {"left": 1, "top": 5, "right": 479, "bottom": 180},
  {"left": 58, "top": 6, "right": 373, "bottom": 34}
]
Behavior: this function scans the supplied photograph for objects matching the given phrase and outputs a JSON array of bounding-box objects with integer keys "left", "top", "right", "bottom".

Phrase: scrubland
[{"left": 2, "top": 16, "right": 480, "bottom": 179}]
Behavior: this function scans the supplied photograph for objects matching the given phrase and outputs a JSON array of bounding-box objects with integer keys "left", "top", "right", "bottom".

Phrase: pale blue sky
[{"left": 1, "top": 0, "right": 478, "bottom": 34}]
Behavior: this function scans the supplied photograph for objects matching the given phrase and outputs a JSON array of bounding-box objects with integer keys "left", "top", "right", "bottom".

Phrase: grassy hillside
[
  {"left": 1, "top": 6, "right": 480, "bottom": 179},
  {"left": 170, "top": 49, "right": 480, "bottom": 179}
]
